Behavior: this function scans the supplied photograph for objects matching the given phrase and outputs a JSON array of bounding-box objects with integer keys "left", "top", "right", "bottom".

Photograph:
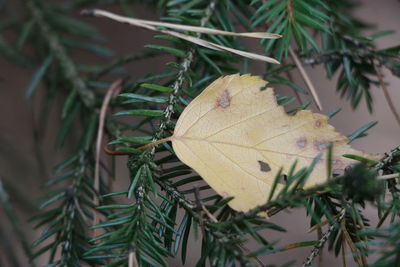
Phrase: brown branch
[
  {"left": 374, "top": 62, "right": 400, "bottom": 127},
  {"left": 287, "top": 0, "right": 295, "bottom": 22},
  {"left": 303, "top": 209, "right": 346, "bottom": 267},
  {"left": 128, "top": 246, "right": 138, "bottom": 267},
  {"left": 342, "top": 238, "right": 347, "bottom": 267},
  {"left": 93, "top": 79, "right": 123, "bottom": 235},
  {"left": 307, "top": 212, "right": 344, "bottom": 233},
  {"left": 138, "top": 136, "right": 173, "bottom": 150}
]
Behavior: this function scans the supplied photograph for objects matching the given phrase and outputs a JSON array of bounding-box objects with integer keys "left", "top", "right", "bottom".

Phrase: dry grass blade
[
  {"left": 289, "top": 47, "right": 322, "bottom": 110},
  {"left": 374, "top": 62, "right": 400, "bottom": 127},
  {"left": 94, "top": 79, "right": 123, "bottom": 234},
  {"left": 87, "top": 9, "right": 281, "bottom": 39},
  {"left": 128, "top": 246, "right": 139, "bottom": 267},
  {"left": 377, "top": 173, "right": 399, "bottom": 180},
  {"left": 340, "top": 217, "right": 367, "bottom": 266},
  {"left": 82, "top": 9, "right": 280, "bottom": 64},
  {"left": 307, "top": 212, "right": 344, "bottom": 233}
]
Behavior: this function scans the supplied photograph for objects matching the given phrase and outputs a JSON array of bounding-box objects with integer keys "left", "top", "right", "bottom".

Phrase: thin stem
[
  {"left": 138, "top": 136, "right": 173, "bottom": 150},
  {"left": 284, "top": 62, "right": 304, "bottom": 105},
  {"left": 378, "top": 173, "right": 400, "bottom": 180},
  {"left": 341, "top": 238, "right": 347, "bottom": 267},
  {"left": 302, "top": 209, "right": 346, "bottom": 267},
  {"left": 374, "top": 62, "right": 400, "bottom": 127},
  {"left": 287, "top": 0, "right": 295, "bottom": 22},
  {"left": 150, "top": 1, "right": 217, "bottom": 154},
  {"left": 289, "top": 47, "right": 323, "bottom": 110},
  {"left": 128, "top": 246, "right": 138, "bottom": 267},
  {"left": 93, "top": 79, "right": 123, "bottom": 235},
  {"left": 375, "top": 145, "right": 400, "bottom": 170}
]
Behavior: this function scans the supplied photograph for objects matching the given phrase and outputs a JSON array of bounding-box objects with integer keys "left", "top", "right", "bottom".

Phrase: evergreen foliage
[{"left": 1, "top": 0, "right": 399, "bottom": 266}]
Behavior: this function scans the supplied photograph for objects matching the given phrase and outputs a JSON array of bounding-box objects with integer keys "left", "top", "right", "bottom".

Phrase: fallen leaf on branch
[{"left": 164, "top": 74, "right": 379, "bottom": 212}]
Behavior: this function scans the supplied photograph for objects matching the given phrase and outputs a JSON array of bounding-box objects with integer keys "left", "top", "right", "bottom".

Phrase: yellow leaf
[{"left": 168, "top": 74, "right": 378, "bottom": 212}]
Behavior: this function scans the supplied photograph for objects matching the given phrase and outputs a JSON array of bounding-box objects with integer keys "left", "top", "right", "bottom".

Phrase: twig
[
  {"left": 374, "top": 61, "right": 400, "bottom": 127},
  {"left": 318, "top": 228, "right": 323, "bottom": 266},
  {"left": 289, "top": 47, "right": 323, "bottom": 110},
  {"left": 128, "top": 246, "right": 138, "bottom": 267},
  {"left": 302, "top": 209, "right": 346, "bottom": 267},
  {"left": 194, "top": 186, "right": 206, "bottom": 236},
  {"left": 138, "top": 136, "right": 173, "bottom": 150},
  {"left": 287, "top": 0, "right": 295, "bottom": 22},
  {"left": 269, "top": 241, "right": 319, "bottom": 254},
  {"left": 374, "top": 145, "right": 400, "bottom": 170},
  {"left": 284, "top": 61, "right": 304, "bottom": 105},
  {"left": 157, "top": 180, "right": 195, "bottom": 210},
  {"left": 27, "top": 0, "right": 95, "bottom": 108},
  {"left": 194, "top": 185, "right": 263, "bottom": 265},
  {"left": 93, "top": 79, "right": 123, "bottom": 233},
  {"left": 378, "top": 173, "right": 399, "bottom": 180},
  {"left": 342, "top": 238, "right": 347, "bottom": 267},
  {"left": 158, "top": 180, "right": 265, "bottom": 265},
  {"left": 150, "top": 0, "right": 217, "bottom": 153},
  {"left": 194, "top": 185, "right": 218, "bottom": 223},
  {"left": 307, "top": 212, "right": 344, "bottom": 233}
]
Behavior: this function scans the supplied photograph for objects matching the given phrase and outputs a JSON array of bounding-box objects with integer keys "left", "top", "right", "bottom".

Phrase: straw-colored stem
[
  {"left": 93, "top": 79, "right": 123, "bottom": 238},
  {"left": 378, "top": 173, "right": 399, "bottom": 180},
  {"left": 138, "top": 136, "right": 173, "bottom": 150},
  {"left": 374, "top": 62, "right": 400, "bottom": 127},
  {"left": 289, "top": 47, "right": 323, "bottom": 111}
]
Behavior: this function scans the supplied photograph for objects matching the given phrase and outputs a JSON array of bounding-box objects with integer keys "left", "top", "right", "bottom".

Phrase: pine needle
[
  {"left": 81, "top": 9, "right": 281, "bottom": 64},
  {"left": 289, "top": 47, "right": 323, "bottom": 110},
  {"left": 94, "top": 79, "right": 123, "bottom": 233}
]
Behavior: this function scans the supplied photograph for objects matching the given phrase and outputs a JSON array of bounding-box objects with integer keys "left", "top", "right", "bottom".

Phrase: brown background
[{"left": 1, "top": 0, "right": 399, "bottom": 266}]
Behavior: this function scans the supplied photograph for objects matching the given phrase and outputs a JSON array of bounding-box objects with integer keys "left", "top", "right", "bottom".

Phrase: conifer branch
[
  {"left": 303, "top": 209, "right": 346, "bottom": 267},
  {"left": 2, "top": 1, "right": 400, "bottom": 266},
  {"left": 151, "top": 0, "right": 217, "bottom": 147},
  {"left": 27, "top": 0, "right": 95, "bottom": 108},
  {"left": 0, "top": 179, "right": 36, "bottom": 267}
]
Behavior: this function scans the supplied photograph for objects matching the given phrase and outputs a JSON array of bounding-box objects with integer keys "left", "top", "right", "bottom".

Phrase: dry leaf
[{"left": 168, "top": 74, "right": 378, "bottom": 212}]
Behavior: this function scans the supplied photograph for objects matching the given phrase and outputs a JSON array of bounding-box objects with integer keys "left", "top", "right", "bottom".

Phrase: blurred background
[{"left": 0, "top": 0, "right": 399, "bottom": 266}]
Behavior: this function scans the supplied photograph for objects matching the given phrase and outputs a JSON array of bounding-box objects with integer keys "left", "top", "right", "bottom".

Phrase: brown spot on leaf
[
  {"left": 258, "top": 160, "right": 271, "bottom": 172},
  {"left": 313, "top": 140, "right": 330, "bottom": 151},
  {"left": 297, "top": 138, "right": 307, "bottom": 148},
  {"left": 315, "top": 120, "right": 322, "bottom": 128},
  {"left": 216, "top": 89, "right": 231, "bottom": 108}
]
